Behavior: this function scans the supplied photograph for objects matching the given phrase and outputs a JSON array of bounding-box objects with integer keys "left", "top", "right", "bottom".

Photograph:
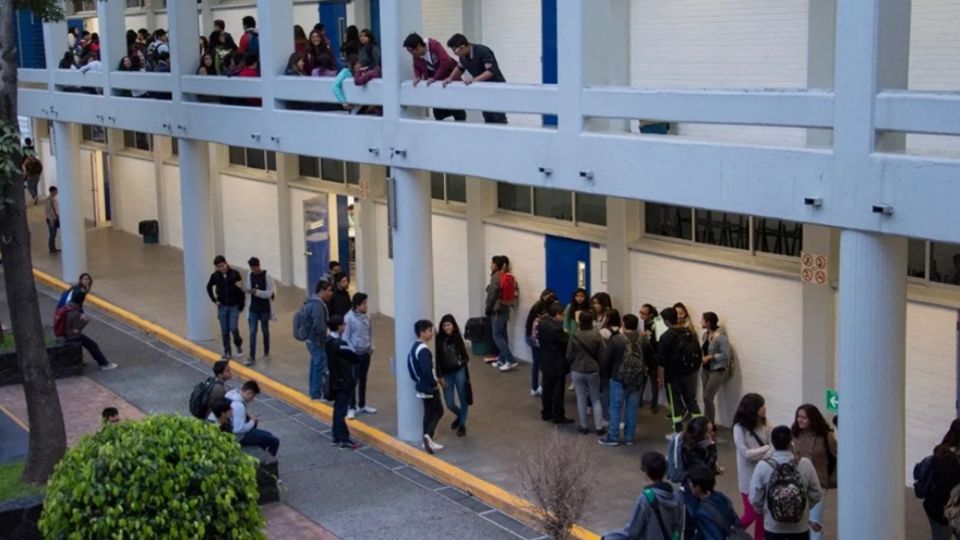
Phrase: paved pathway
[{"left": 0, "top": 273, "right": 544, "bottom": 540}]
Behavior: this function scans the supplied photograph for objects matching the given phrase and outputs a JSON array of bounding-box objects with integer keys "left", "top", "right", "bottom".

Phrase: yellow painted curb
[{"left": 34, "top": 268, "right": 601, "bottom": 540}]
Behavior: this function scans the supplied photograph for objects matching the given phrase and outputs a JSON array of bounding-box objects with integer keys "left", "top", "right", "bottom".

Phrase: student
[
  {"left": 700, "top": 311, "right": 732, "bottom": 426},
  {"left": 749, "top": 426, "right": 822, "bottom": 540},
  {"left": 592, "top": 293, "right": 614, "bottom": 337},
  {"left": 321, "top": 260, "right": 340, "bottom": 285},
  {"left": 306, "top": 30, "right": 336, "bottom": 76},
  {"left": 207, "top": 398, "right": 234, "bottom": 433},
  {"left": 597, "top": 308, "right": 622, "bottom": 427},
  {"left": 306, "top": 280, "right": 333, "bottom": 400},
  {"left": 682, "top": 416, "right": 721, "bottom": 475},
  {"left": 208, "top": 359, "right": 233, "bottom": 408},
  {"left": 344, "top": 292, "right": 376, "bottom": 419},
  {"left": 45, "top": 186, "right": 59, "bottom": 253},
  {"left": 284, "top": 52, "right": 307, "bottom": 76},
  {"left": 238, "top": 16, "right": 260, "bottom": 56},
  {"left": 537, "top": 302, "right": 572, "bottom": 424},
  {"left": 60, "top": 273, "right": 93, "bottom": 312},
  {"left": 919, "top": 419, "right": 960, "bottom": 540},
  {"left": 402, "top": 32, "right": 466, "bottom": 121},
  {"left": 674, "top": 301, "right": 698, "bottom": 336},
  {"left": 311, "top": 22, "right": 333, "bottom": 49},
  {"left": 524, "top": 288, "right": 556, "bottom": 396},
  {"left": 22, "top": 150, "right": 42, "bottom": 205},
  {"left": 328, "top": 272, "right": 352, "bottom": 319},
  {"left": 293, "top": 25, "right": 308, "bottom": 55},
  {"left": 408, "top": 320, "right": 444, "bottom": 454},
  {"left": 435, "top": 314, "right": 470, "bottom": 437},
  {"left": 684, "top": 464, "right": 743, "bottom": 540},
  {"left": 564, "top": 288, "right": 590, "bottom": 335},
  {"left": 357, "top": 29, "right": 381, "bottom": 72},
  {"left": 485, "top": 256, "right": 517, "bottom": 371},
  {"left": 326, "top": 316, "right": 361, "bottom": 449},
  {"left": 567, "top": 312, "right": 606, "bottom": 436},
  {"left": 657, "top": 306, "right": 701, "bottom": 429},
  {"left": 243, "top": 257, "right": 274, "bottom": 366},
  {"left": 602, "top": 452, "right": 684, "bottom": 540},
  {"left": 733, "top": 393, "right": 772, "bottom": 540},
  {"left": 101, "top": 407, "right": 120, "bottom": 424},
  {"left": 226, "top": 381, "right": 279, "bottom": 456},
  {"left": 442, "top": 33, "right": 508, "bottom": 124},
  {"left": 638, "top": 303, "right": 662, "bottom": 413},
  {"left": 206, "top": 255, "right": 245, "bottom": 360},
  {"left": 791, "top": 405, "right": 837, "bottom": 540},
  {"left": 340, "top": 26, "right": 361, "bottom": 61},
  {"left": 237, "top": 53, "right": 261, "bottom": 106},
  {"left": 63, "top": 290, "right": 118, "bottom": 370},
  {"left": 601, "top": 313, "right": 647, "bottom": 447}
]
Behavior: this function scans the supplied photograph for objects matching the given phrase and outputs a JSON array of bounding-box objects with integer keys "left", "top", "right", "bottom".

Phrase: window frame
[
  {"left": 495, "top": 182, "right": 606, "bottom": 228},
  {"left": 431, "top": 172, "right": 467, "bottom": 205},
  {"left": 122, "top": 130, "right": 153, "bottom": 153},
  {"left": 227, "top": 146, "right": 276, "bottom": 172}
]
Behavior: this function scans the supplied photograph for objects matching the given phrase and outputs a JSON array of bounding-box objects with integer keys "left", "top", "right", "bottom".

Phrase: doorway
[
  {"left": 303, "top": 195, "right": 331, "bottom": 293},
  {"left": 545, "top": 235, "right": 590, "bottom": 305},
  {"left": 86, "top": 149, "right": 111, "bottom": 227}
]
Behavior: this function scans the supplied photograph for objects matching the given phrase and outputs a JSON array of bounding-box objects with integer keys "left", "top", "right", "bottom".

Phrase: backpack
[
  {"left": 617, "top": 334, "right": 647, "bottom": 390},
  {"left": 146, "top": 41, "right": 160, "bottom": 71},
  {"left": 25, "top": 157, "right": 42, "bottom": 176},
  {"left": 292, "top": 299, "right": 316, "bottom": 341},
  {"left": 52, "top": 304, "right": 77, "bottom": 338},
  {"left": 913, "top": 455, "right": 938, "bottom": 499},
  {"left": 675, "top": 329, "right": 702, "bottom": 375},
  {"left": 188, "top": 377, "right": 217, "bottom": 419},
  {"left": 498, "top": 272, "right": 518, "bottom": 307},
  {"left": 642, "top": 488, "right": 682, "bottom": 540},
  {"left": 944, "top": 484, "right": 960, "bottom": 536},
  {"left": 666, "top": 432, "right": 687, "bottom": 483},
  {"left": 531, "top": 316, "right": 542, "bottom": 348},
  {"left": 244, "top": 30, "right": 260, "bottom": 55},
  {"left": 764, "top": 457, "right": 808, "bottom": 524},
  {"left": 56, "top": 288, "right": 72, "bottom": 309}
]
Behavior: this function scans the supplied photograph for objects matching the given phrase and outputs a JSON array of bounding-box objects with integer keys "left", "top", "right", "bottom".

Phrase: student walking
[
  {"left": 525, "top": 288, "right": 556, "bottom": 396},
  {"left": 602, "top": 452, "right": 684, "bottom": 540},
  {"left": 683, "top": 464, "right": 744, "bottom": 540},
  {"left": 442, "top": 33, "right": 508, "bottom": 124},
  {"left": 22, "top": 150, "right": 43, "bottom": 205},
  {"left": 567, "top": 312, "right": 606, "bottom": 436},
  {"left": 344, "top": 292, "right": 377, "bottom": 419},
  {"left": 403, "top": 32, "right": 467, "bottom": 121},
  {"left": 435, "top": 314, "right": 471, "bottom": 437},
  {"left": 733, "top": 393, "right": 772, "bottom": 540},
  {"left": 918, "top": 419, "right": 960, "bottom": 540},
  {"left": 657, "top": 306, "right": 702, "bottom": 430},
  {"left": 242, "top": 257, "right": 274, "bottom": 366},
  {"left": 206, "top": 255, "right": 245, "bottom": 360},
  {"left": 749, "top": 426, "right": 822, "bottom": 540},
  {"left": 408, "top": 320, "right": 444, "bottom": 453},
  {"left": 700, "top": 311, "right": 732, "bottom": 426},
  {"left": 45, "top": 186, "right": 60, "bottom": 253},
  {"left": 326, "top": 315, "right": 361, "bottom": 449},
  {"left": 791, "top": 405, "right": 837, "bottom": 540},
  {"left": 537, "top": 302, "right": 572, "bottom": 424}
]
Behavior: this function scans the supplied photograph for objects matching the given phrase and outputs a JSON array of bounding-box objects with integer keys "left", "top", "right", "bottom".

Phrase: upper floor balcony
[{"left": 14, "top": 0, "right": 960, "bottom": 244}]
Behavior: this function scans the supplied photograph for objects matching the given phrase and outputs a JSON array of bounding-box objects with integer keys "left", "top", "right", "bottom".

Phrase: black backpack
[
  {"left": 189, "top": 377, "right": 216, "bottom": 419},
  {"left": 675, "top": 329, "right": 702, "bottom": 375}
]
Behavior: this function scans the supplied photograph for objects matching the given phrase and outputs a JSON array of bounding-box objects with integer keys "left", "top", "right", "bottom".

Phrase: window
[
  {"left": 696, "top": 209, "right": 749, "bottom": 251},
  {"left": 171, "top": 137, "right": 178, "bottom": 157},
  {"left": 321, "top": 159, "right": 345, "bottom": 182},
  {"left": 908, "top": 239, "right": 927, "bottom": 279},
  {"left": 125, "top": 0, "right": 145, "bottom": 8},
  {"left": 122, "top": 130, "right": 152, "bottom": 152},
  {"left": 227, "top": 146, "right": 276, "bottom": 172},
  {"left": 576, "top": 193, "right": 607, "bottom": 226},
  {"left": 81, "top": 124, "right": 107, "bottom": 144},
  {"left": 754, "top": 218, "right": 803, "bottom": 257},
  {"left": 533, "top": 188, "right": 572, "bottom": 221},
  {"left": 299, "top": 155, "right": 319, "bottom": 178},
  {"left": 431, "top": 173, "right": 467, "bottom": 204},
  {"left": 71, "top": 0, "right": 96, "bottom": 13},
  {"left": 645, "top": 204, "right": 801, "bottom": 257},
  {"left": 645, "top": 203, "right": 691, "bottom": 240},
  {"left": 299, "top": 156, "right": 362, "bottom": 186},
  {"left": 930, "top": 242, "right": 960, "bottom": 285},
  {"left": 497, "top": 183, "right": 532, "bottom": 214},
  {"left": 497, "top": 183, "right": 606, "bottom": 225}
]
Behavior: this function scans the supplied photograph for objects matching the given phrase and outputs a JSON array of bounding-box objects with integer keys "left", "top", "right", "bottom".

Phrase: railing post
[
  {"left": 96, "top": 0, "right": 126, "bottom": 97},
  {"left": 257, "top": 0, "right": 293, "bottom": 112}
]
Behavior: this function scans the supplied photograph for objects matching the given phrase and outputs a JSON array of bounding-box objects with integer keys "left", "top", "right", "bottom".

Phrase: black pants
[
  {"left": 332, "top": 387, "right": 352, "bottom": 443},
  {"left": 540, "top": 373, "right": 567, "bottom": 421},
  {"left": 765, "top": 532, "right": 810, "bottom": 540},
  {"left": 639, "top": 361, "right": 660, "bottom": 408},
  {"left": 422, "top": 389, "right": 444, "bottom": 438},
  {"left": 350, "top": 353, "right": 371, "bottom": 409},
  {"left": 668, "top": 370, "right": 701, "bottom": 430},
  {"left": 433, "top": 108, "right": 466, "bottom": 121},
  {"left": 77, "top": 335, "right": 109, "bottom": 367},
  {"left": 482, "top": 111, "right": 508, "bottom": 124}
]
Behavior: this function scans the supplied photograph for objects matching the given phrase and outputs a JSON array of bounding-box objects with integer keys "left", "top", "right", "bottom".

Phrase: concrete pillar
[
  {"left": 178, "top": 139, "right": 216, "bottom": 342},
  {"left": 96, "top": 0, "right": 126, "bottom": 97},
  {"left": 167, "top": 0, "right": 200, "bottom": 102},
  {"left": 144, "top": 0, "right": 157, "bottom": 34},
  {"left": 836, "top": 232, "right": 907, "bottom": 539},
  {"left": 208, "top": 144, "right": 227, "bottom": 255},
  {"left": 200, "top": 0, "right": 214, "bottom": 37},
  {"left": 52, "top": 122, "right": 86, "bottom": 281},
  {"left": 257, "top": 0, "right": 293, "bottom": 110},
  {"left": 605, "top": 198, "right": 639, "bottom": 310},
  {"left": 800, "top": 225, "right": 838, "bottom": 406},
  {"left": 391, "top": 168, "right": 434, "bottom": 443},
  {"left": 275, "top": 153, "right": 296, "bottom": 285},
  {"left": 466, "top": 177, "right": 496, "bottom": 317},
  {"left": 380, "top": 0, "right": 421, "bottom": 120},
  {"left": 356, "top": 164, "right": 386, "bottom": 313},
  {"left": 42, "top": 16, "right": 67, "bottom": 93}
]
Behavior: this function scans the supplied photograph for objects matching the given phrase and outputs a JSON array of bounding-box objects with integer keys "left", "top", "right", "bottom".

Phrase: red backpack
[
  {"left": 53, "top": 304, "right": 77, "bottom": 338},
  {"left": 498, "top": 272, "right": 518, "bottom": 306}
]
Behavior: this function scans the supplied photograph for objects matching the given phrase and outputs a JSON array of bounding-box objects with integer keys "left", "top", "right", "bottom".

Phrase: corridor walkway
[{"left": 27, "top": 208, "right": 928, "bottom": 535}]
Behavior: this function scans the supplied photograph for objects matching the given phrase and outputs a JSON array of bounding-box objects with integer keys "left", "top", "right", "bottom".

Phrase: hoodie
[
  {"left": 566, "top": 329, "right": 605, "bottom": 374},
  {"left": 603, "top": 482, "right": 684, "bottom": 540},
  {"left": 683, "top": 490, "right": 741, "bottom": 540},
  {"left": 225, "top": 388, "right": 256, "bottom": 438}
]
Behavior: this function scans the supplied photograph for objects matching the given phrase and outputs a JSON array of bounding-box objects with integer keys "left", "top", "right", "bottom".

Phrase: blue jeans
[
  {"left": 47, "top": 220, "right": 58, "bottom": 252},
  {"left": 525, "top": 336, "right": 540, "bottom": 390},
  {"left": 240, "top": 427, "right": 279, "bottom": 456},
  {"left": 491, "top": 312, "right": 513, "bottom": 364},
  {"left": 332, "top": 388, "right": 352, "bottom": 443},
  {"left": 307, "top": 340, "right": 328, "bottom": 399},
  {"left": 217, "top": 305, "right": 242, "bottom": 355},
  {"left": 442, "top": 368, "right": 469, "bottom": 427},
  {"left": 606, "top": 380, "right": 640, "bottom": 443},
  {"left": 247, "top": 310, "right": 270, "bottom": 361}
]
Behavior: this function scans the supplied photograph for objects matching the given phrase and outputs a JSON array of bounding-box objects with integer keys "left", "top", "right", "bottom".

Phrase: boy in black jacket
[
  {"left": 326, "top": 315, "right": 361, "bottom": 449},
  {"left": 206, "top": 255, "right": 245, "bottom": 360}
]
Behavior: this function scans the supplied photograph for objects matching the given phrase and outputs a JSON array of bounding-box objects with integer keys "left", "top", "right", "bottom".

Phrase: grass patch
[
  {"left": 0, "top": 461, "right": 45, "bottom": 501},
  {"left": 0, "top": 333, "right": 59, "bottom": 354}
]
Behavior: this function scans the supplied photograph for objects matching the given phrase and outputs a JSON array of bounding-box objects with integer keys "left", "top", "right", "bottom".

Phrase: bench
[{"left": 241, "top": 447, "right": 280, "bottom": 504}]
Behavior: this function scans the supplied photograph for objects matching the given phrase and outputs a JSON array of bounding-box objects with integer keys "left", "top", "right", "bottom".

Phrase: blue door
[
  {"left": 304, "top": 195, "right": 331, "bottom": 294},
  {"left": 545, "top": 235, "right": 590, "bottom": 307},
  {"left": 15, "top": 10, "right": 46, "bottom": 68},
  {"left": 319, "top": 1, "right": 348, "bottom": 66},
  {"left": 336, "top": 195, "right": 350, "bottom": 278},
  {"left": 541, "top": 0, "right": 558, "bottom": 126},
  {"left": 370, "top": 0, "right": 381, "bottom": 44}
]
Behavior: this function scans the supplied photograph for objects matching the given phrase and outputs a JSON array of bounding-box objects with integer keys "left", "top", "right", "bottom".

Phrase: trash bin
[
  {"left": 470, "top": 338, "right": 496, "bottom": 357},
  {"left": 465, "top": 317, "right": 495, "bottom": 356},
  {"left": 138, "top": 220, "right": 159, "bottom": 244}
]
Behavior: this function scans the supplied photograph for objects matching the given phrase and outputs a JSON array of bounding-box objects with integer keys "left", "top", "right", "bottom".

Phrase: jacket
[
  {"left": 358, "top": 43, "right": 381, "bottom": 69},
  {"left": 601, "top": 331, "right": 627, "bottom": 381},
  {"left": 328, "top": 287, "right": 352, "bottom": 319},
  {"left": 413, "top": 38, "right": 457, "bottom": 81},
  {"left": 701, "top": 330, "right": 732, "bottom": 372},
  {"left": 246, "top": 270, "right": 274, "bottom": 316},
  {"left": 343, "top": 309, "right": 373, "bottom": 354},
  {"left": 566, "top": 329, "right": 604, "bottom": 374},
  {"left": 206, "top": 268, "right": 245, "bottom": 308},
  {"left": 484, "top": 271, "right": 504, "bottom": 315},
  {"left": 63, "top": 303, "right": 87, "bottom": 340},
  {"left": 407, "top": 340, "right": 438, "bottom": 395},
  {"left": 683, "top": 490, "right": 740, "bottom": 540},
  {"left": 225, "top": 388, "right": 256, "bottom": 438},
  {"left": 923, "top": 447, "right": 960, "bottom": 524},
  {"left": 793, "top": 430, "right": 837, "bottom": 488},
  {"left": 435, "top": 335, "right": 469, "bottom": 377},
  {"left": 306, "top": 296, "right": 329, "bottom": 345},
  {"left": 658, "top": 326, "right": 697, "bottom": 382},
  {"left": 749, "top": 450, "right": 822, "bottom": 534},
  {"left": 733, "top": 423, "right": 771, "bottom": 493},
  {"left": 537, "top": 317, "right": 569, "bottom": 376},
  {"left": 326, "top": 331, "right": 359, "bottom": 391},
  {"left": 602, "top": 482, "right": 683, "bottom": 540},
  {"left": 682, "top": 438, "right": 719, "bottom": 474},
  {"left": 642, "top": 319, "right": 661, "bottom": 370}
]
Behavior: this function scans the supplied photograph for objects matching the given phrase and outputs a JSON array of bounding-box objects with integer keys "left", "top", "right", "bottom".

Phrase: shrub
[
  {"left": 39, "top": 414, "right": 265, "bottom": 539},
  {"left": 517, "top": 431, "right": 594, "bottom": 540}
]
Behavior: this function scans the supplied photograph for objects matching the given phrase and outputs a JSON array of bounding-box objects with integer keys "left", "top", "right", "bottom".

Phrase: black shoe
[
  {"left": 457, "top": 425, "right": 466, "bottom": 437},
  {"left": 451, "top": 419, "right": 460, "bottom": 430},
  {"left": 554, "top": 417, "right": 575, "bottom": 425},
  {"left": 596, "top": 427, "right": 608, "bottom": 437},
  {"left": 541, "top": 416, "right": 553, "bottom": 422},
  {"left": 577, "top": 427, "right": 590, "bottom": 435}
]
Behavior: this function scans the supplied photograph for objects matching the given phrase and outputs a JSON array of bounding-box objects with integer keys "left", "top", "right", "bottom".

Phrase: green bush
[{"left": 39, "top": 414, "right": 265, "bottom": 539}]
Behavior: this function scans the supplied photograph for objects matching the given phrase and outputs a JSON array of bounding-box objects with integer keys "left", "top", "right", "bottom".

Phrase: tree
[
  {"left": 0, "top": 0, "right": 67, "bottom": 484},
  {"left": 517, "top": 432, "right": 595, "bottom": 540}
]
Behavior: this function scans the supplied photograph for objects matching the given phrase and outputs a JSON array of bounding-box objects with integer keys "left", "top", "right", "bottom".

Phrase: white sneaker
[
  {"left": 262, "top": 355, "right": 271, "bottom": 362},
  {"left": 360, "top": 406, "right": 378, "bottom": 414},
  {"left": 422, "top": 434, "right": 435, "bottom": 454},
  {"left": 100, "top": 362, "right": 118, "bottom": 371},
  {"left": 568, "top": 383, "right": 575, "bottom": 391},
  {"left": 499, "top": 362, "right": 518, "bottom": 372},
  {"left": 347, "top": 408, "right": 356, "bottom": 420},
  {"left": 430, "top": 439, "right": 444, "bottom": 452},
  {"left": 530, "top": 389, "right": 538, "bottom": 396}
]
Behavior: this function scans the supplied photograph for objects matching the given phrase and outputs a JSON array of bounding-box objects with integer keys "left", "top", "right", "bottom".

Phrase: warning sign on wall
[{"left": 801, "top": 250, "right": 829, "bottom": 286}]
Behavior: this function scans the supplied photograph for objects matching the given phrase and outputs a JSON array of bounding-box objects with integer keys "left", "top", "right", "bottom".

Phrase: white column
[
  {"left": 462, "top": 0, "right": 482, "bottom": 43},
  {"left": 275, "top": 153, "right": 296, "bottom": 285},
  {"left": 42, "top": 15, "right": 67, "bottom": 93},
  {"left": 167, "top": 0, "right": 200, "bottom": 102},
  {"left": 356, "top": 164, "right": 385, "bottom": 313},
  {"left": 200, "top": 0, "right": 214, "bottom": 36},
  {"left": 836, "top": 232, "right": 907, "bottom": 539},
  {"left": 96, "top": 0, "right": 125, "bottom": 97},
  {"left": 178, "top": 139, "right": 216, "bottom": 342},
  {"left": 380, "top": 0, "right": 421, "bottom": 120},
  {"left": 257, "top": 0, "right": 293, "bottom": 111},
  {"left": 208, "top": 144, "right": 227, "bottom": 255},
  {"left": 605, "top": 198, "right": 638, "bottom": 310},
  {"left": 556, "top": 0, "right": 585, "bottom": 138},
  {"left": 391, "top": 168, "right": 434, "bottom": 443},
  {"left": 52, "top": 122, "right": 86, "bottom": 281},
  {"left": 144, "top": 0, "right": 157, "bottom": 34},
  {"left": 465, "top": 177, "right": 495, "bottom": 316}
]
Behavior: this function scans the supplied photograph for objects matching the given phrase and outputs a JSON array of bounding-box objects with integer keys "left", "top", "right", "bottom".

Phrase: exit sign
[{"left": 826, "top": 388, "right": 839, "bottom": 413}]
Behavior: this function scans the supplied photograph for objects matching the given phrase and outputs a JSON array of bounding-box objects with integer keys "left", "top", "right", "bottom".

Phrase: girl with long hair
[
  {"left": 732, "top": 393, "right": 771, "bottom": 540},
  {"left": 525, "top": 288, "right": 556, "bottom": 396},
  {"left": 564, "top": 288, "right": 589, "bottom": 335},
  {"left": 673, "top": 301, "right": 698, "bottom": 336},
  {"left": 682, "top": 416, "right": 721, "bottom": 475},
  {"left": 700, "top": 311, "right": 732, "bottom": 426},
  {"left": 791, "top": 404, "right": 838, "bottom": 540},
  {"left": 435, "top": 314, "right": 471, "bottom": 437}
]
